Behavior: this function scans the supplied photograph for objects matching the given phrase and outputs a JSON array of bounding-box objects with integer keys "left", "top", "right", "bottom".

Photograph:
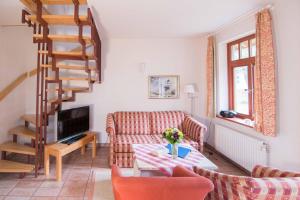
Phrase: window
[{"left": 227, "top": 34, "right": 255, "bottom": 119}]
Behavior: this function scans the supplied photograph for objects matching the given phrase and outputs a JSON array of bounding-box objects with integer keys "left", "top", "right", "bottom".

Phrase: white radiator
[{"left": 214, "top": 125, "right": 268, "bottom": 171}]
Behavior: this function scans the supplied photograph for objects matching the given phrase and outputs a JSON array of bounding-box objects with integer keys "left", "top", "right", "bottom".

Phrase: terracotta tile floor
[{"left": 0, "top": 146, "right": 246, "bottom": 200}]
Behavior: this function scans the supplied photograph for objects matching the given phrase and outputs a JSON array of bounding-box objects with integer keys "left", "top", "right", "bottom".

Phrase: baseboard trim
[{"left": 204, "top": 142, "right": 251, "bottom": 176}]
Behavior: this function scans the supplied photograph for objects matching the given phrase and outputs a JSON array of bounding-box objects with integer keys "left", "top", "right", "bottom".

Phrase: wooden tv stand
[{"left": 44, "top": 132, "right": 97, "bottom": 181}]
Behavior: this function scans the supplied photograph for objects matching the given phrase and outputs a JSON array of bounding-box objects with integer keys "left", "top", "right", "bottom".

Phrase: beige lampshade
[{"left": 184, "top": 84, "right": 195, "bottom": 94}]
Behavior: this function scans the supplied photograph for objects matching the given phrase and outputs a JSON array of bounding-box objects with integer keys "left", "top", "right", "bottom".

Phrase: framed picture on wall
[{"left": 148, "top": 75, "right": 180, "bottom": 99}]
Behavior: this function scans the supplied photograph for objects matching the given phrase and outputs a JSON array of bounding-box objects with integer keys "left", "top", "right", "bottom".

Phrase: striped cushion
[
  {"left": 194, "top": 167, "right": 300, "bottom": 200},
  {"left": 151, "top": 135, "right": 166, "bottom": 144},
  {"left": 252, "top": 165, "right": 300, "bottom": 178},
  {"left": 150, "top": 111, "right": 185, "bottom": 134},
  {"left": 114, "top": 112, "right": 150, "bottom": 135},
  {"left": 115, "top": 135, "right": 155, "bottom": 153},
  {"left": 115, "top": 134, "right": 199, "bottom": 153},
  {"left": 250, "top": 177, "right": 300, "bottom": 199}
]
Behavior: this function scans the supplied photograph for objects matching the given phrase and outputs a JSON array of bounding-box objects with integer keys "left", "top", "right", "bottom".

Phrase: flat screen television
[{"left": 57, "top": 106, "right": 89, "bottom": 141}]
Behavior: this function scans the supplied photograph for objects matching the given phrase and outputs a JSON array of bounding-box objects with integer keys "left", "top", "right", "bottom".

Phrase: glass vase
[{"left": 171, "top": 143, "right": 178, "bottom": 159}]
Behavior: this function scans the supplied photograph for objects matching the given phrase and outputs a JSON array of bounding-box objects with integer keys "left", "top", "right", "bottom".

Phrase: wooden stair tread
[
  {"left": 20, "top": 114, "right": 40, "bottom": 126},
  {"left": 8, "top": 126, "right": 36, "bottom": 140},
  {"left": 38, "top": 50, "right": 94, "bottom": 59},
  {"left": 45, "top": 77, "right": 96, "bottom": 81},
  {"left": 48, "top": 97, "right": 73, "bottom": 104},
  {"left": 33, "top": 34, "right": 92, "bottom": 44},
  {"left": 27, "top": 15, "right": 89, "bottom": 25},
  {"left": 0, "top": 160, "right": 34, "bottom": 173},
  {"left": 41, "top": 0, "right": 87, "bottom": 5},
  {"left": 41, "top": 64, "right": 96, "bottom": 71},
  {"left": 62, "top": 87, "right": 89, "bottom": 92},
  {"left": 47, "top": 87, "right": 89, "bottom": 92},
  {"left": 0, "top": 142, "right": 35, "bottom": 156}
]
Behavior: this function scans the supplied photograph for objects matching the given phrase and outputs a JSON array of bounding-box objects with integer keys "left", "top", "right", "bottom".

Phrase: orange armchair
[{"left": 111, "top": 165, "right": 214, "bottom": 200}]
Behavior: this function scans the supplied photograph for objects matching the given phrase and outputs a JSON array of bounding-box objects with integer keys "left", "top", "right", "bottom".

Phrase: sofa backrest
[
  {"left": 194, "top": 166, "right": 300, "bottom": 200},
  {"left": 114, "top": 112, "right": 150, "bottom": 135},
  {"left": 252, "top": 165, "right": 300, "bottom": 178},
  {"left": 150, "top": 111, "right": 185, "bottom": 134},
  {"left": 113, "top": 111, "right": 186, "bottom": 135}
]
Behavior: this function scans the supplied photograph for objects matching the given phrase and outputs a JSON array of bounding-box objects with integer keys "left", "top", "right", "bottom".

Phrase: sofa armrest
[
  {"left": 106, "top": 113, "right": 116, "bottom": 136},
  {"left": 183, "top": 116, "right": 207, "bottom": 152},
  {"left": 252, "top": 165, "right": 300, "bottom": 178},
  {"left": 106, "top": 113, "right": 116, "bottom": 166}
]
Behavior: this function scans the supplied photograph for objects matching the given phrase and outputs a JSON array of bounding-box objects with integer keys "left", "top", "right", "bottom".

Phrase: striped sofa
[
  {"left": 194, "top": 165, "right": 300, "bottom": 200},
  {"left": 106, "top": 111, "right": 207, "bottom": 167}
]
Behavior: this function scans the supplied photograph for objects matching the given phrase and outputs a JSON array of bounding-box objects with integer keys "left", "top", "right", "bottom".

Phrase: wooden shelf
[
  {"left": 41, "top": 0, "right": 87, "bottom": 5},
  {"left": 0, "top": 142, "right": 35, "bottom": 156},
  {"left": 27, "top": 15, "right": 89, "bottom": 25},
  {"left": 8, "top": 126, "right": 36, "bottom": 140},
  {"left": 0, "top": 160, "right": 34, "bottom": 173}
]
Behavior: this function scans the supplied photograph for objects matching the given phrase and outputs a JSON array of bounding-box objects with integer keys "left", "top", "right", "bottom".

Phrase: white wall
[
  {"left": 203, "top": 0, "right": 300, "bottom": 171},
  {"left": 62, "top": 38, "right": 205, "bottom": 143},
  {"left": 0, "top": 26, "right": 36, "bottom": 143}
]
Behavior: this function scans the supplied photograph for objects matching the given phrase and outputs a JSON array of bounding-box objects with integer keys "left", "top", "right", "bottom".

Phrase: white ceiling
[
  {"left": 0, "top": 0, "right": 271, "bottom": 37},
  {"left": 88, "top": 0, "right": 271, "bottom": 38}
]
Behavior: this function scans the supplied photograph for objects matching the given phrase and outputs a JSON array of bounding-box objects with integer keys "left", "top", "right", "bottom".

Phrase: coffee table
[{"left": 132, "top": 144, "right": 218, "bottom": 176}]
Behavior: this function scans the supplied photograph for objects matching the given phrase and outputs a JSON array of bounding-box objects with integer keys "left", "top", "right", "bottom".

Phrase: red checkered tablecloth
[{"left": 133, "top": 144, "right": 205, "bottom": 176}]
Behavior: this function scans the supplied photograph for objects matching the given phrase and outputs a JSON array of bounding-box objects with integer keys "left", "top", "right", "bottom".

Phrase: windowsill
[{"left": 216, "top": 115, "right": 254, "bottom": 128}]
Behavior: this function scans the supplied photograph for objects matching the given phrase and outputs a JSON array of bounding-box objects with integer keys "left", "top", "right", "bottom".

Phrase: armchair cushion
[
  {"left": 249, "top": 177, "right": 300, "bottom": 199},
  {"left": 114, "top": 135, "right": 198, "bottom": 153},
  {"left": 114, "top": 135, "right": 155, "bottom": 153},
  {"left": 114, "top": 112, "right": 150, "bottom": 135}
]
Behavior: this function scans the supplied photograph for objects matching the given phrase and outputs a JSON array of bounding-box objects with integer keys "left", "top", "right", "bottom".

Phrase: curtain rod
[{"left": 207, "top": 3, "right": 274, "bottom": 37}]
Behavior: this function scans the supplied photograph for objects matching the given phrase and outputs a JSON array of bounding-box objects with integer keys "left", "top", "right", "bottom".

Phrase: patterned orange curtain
[
  {"left": 254, "top": 9, "right": 276, "bottom": 136},
  {"left": 206, "top": 36, "right": 215, "bottom": 118}
]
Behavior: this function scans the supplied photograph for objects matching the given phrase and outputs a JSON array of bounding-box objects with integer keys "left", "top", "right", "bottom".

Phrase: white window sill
[{"left": 216, "top": 115, "right": 254, "bottom": 128}]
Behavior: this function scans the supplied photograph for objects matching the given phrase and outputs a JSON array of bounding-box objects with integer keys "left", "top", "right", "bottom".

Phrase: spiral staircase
[{"left": 0, "top": 0, "right": 101, "bottom": 178}]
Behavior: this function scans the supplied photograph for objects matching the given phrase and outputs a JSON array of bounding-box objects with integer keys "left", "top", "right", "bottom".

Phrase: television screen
[{"left": 57, "top": 106, "right": 89, "bottom": 141}]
